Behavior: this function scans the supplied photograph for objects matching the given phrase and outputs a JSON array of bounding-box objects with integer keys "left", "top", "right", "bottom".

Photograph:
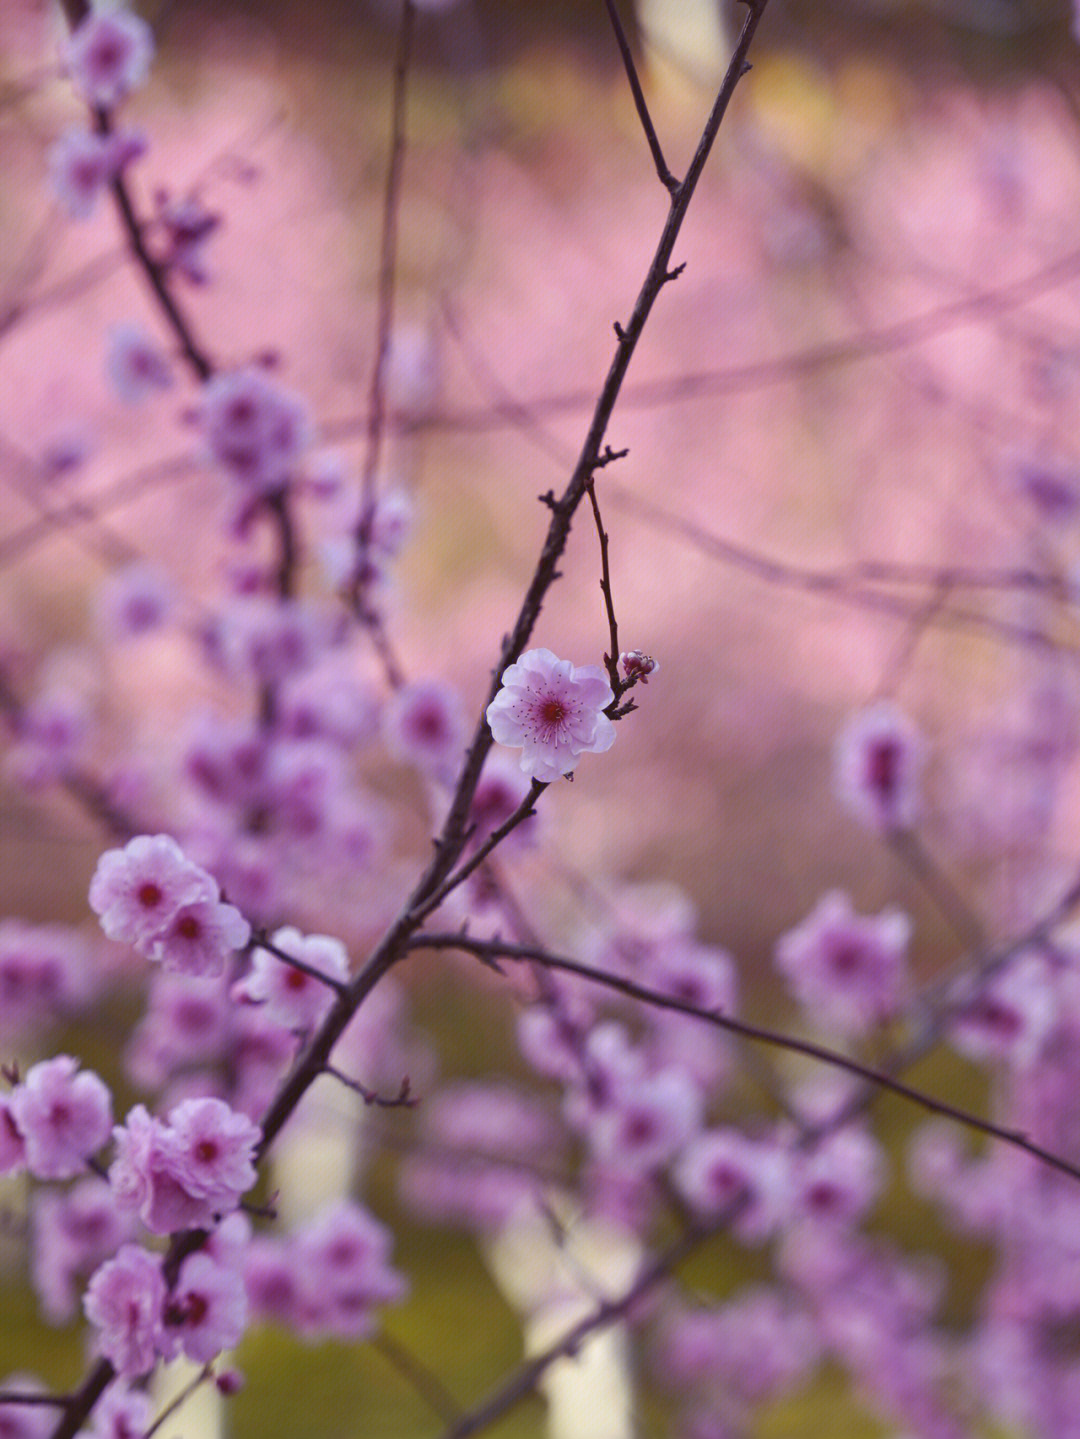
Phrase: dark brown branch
[{"left": 602, "top": 0, "right": 678, "bottom": 193}]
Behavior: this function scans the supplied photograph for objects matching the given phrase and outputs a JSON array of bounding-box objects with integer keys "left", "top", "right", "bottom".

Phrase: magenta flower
[
  {"left": 485, "top": 647, "right": 615, "bottom": 782},
  {"left": 64, "top": 10, "right": 154, "bottom": 110},
  {"left": 83, "top": 1244, "right": 166, "bottom": 1378},
  {"left": 294, "top": 1200, "right": 407, "bottom": 1339},
  {"left": 235, "top": 926, "right": 348, "bottom": 1031},
  {"left": 10, "top": 1056, "right": 112, "bottom": 1180},
  {"left": 384, "top": 678, "right": 466, "bottom": 776},
  {"left": 109, "top": 1098, "right": 259, "bottom": 1234}
]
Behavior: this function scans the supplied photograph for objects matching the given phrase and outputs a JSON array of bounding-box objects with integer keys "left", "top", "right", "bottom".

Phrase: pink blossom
[
  {"left": 198, "top": 368, "right": 312, "bottom": 492},
  {"left": 145, "top": 895, "right": 250, "bottom": 979},
  {"left": 87, "top": 1383, "right": 153, "bottom": 1439},
  {"left": 160, "top": 1252, "right": 249, "bottom": 1363},
  {"left": 48, "top": 128, "right": 114, "bottom": 219},
  {"left": 294, "top": 1200, "right": 407, "bottom": 1339},
  {"left": 0, "top": 1376, "right": 55, "bottom": 1439},
  {"left": 619, "top": 649, "right": 659, "bottom": 683},
  {"left": 88, "top": 834, "right": 217, "bottom": 950},
  {"left": 486, "top": 647, "right": 615, "bottom": 782},
  {"left": 775, "top": 891, "right": 911, "bottom": 1038},
  {"left": 834, "top": 699, "right": 924, "bottom": 833},
  {"left": 83, "top": 1244, "right": 166, "bottom": 1378},
  {"left": 0, "top": 921, "right": 90, "bottom": 1040},
  {"left": 588, "top": 1066, "right": 704, "bottom": 1176},
  {"left": 10, "top": 1056, "right": 112, "bottom": 1180},
  {"left": 384, "top": 677, "right": 466, "bottom": 776},
  {"left": 31, "top": 1178, "right": 135, "bottom": 1323},
  {"left": 64, "top": 9, "right": 154, "bottom": 109},
  {"left": 790, "top": 1129, "right": 884, "bottom": 1228},
  {"left": 674, "top": 1129, "right": 791, "bottom": 1242},
  {"left": 109, "top": 1098, "right": 259, "bottom": 1234},
  {"left": 105, "top": 324, "right": 172, "bottom": 404},
  {"left": 0, "top": 1098, "right": 26, "bottom": 1175},
  {"left": 156, "top": 193, "right": 220, "bottom": 283},
  {"left": 95, "top": 563, "right": 174, "bottom": 642},
  {"left": 165, "top": 1097, "right": 260, "bottom": 1204},
  {"left": 235, "top": 927, "right": 348, "bottom": 1031}
]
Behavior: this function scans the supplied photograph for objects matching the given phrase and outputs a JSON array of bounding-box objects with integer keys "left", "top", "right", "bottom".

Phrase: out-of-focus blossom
[
  {"left": 95, "top": 562, "right": 174, "bottom": 641},
  {"left": 384, "top": 677, "right": 466, "bottom": 777},
  {"left": 486, "top": 648, "right": 615, "bottom": 783},
  {"left": 10, "top": 1056, "right": 113, "bottom": 1180},
  {"left": 64, "top": 8, "right": 154, "bottom": 109},
  {"left": 49, "top": 125, "right": 146, "bottom": 218},
  {"left": 233, "top": 927, "right": 348, "bottom": 1032},
  {"left": 775, "top": 890, "right": 910, "bottom": 1038},
  {"left": 198, "top": 368, "right": 312, "bottom": 492},
  {"left": 834, "top": 699, "right": 923, "bottom": 834},
  {"left": 105, "top": 323, "right": 172, "bottom": 403}
]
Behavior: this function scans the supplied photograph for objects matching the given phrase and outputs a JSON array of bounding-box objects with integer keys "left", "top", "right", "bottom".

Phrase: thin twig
[
  {"left": 602, "top": 0, "right": 678, "bottom": 193},
  {"left": 406, "top": 930, "right": 1080, "bottom": 1187}
]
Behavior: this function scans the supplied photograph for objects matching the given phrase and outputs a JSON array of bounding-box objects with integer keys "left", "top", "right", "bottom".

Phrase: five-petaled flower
[{"left": 485, "top": 648, "right": 615, "bottom": 783}]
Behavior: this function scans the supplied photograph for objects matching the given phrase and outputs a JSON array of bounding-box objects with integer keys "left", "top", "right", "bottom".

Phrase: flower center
[{"left": 540, "top": 698, "right": 566, "bottom": 726}]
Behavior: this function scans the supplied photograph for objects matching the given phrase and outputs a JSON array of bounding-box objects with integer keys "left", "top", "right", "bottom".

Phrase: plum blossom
[
  {"left": 160, "top": 1252, "right": 249, "bottom": 1363},
  {"left": 234, "top": 927, "right": 348, "bottom": 1031},
  {"left": 293, "top": 1200, "right": 408, "bottom": 1339},
  {"left": 10, "top": 1056, "right": 112, "bottom": 1180},
  {"left": 86, "top": 1383, "right": 153, "bottom": 1439},
  {"left": 198, "top": 367, "right": 312, "bottom": 492},
  {"left": 83, "top": 1245, "right": 167, "bottom": 1377},
  {"left": 834, "top": 699, "right": 924, "bottom": 833},
  {"left": 384, "top": 678, "right": 466, "bottom": 776},
  {"left": 775, "top": 891, "right": 911, "bottom": 1038},
  {"left": 48, "top": 127, "right": 145, "bottom": 219},
  {"left": 95, "top": 562, "right": 174, "bottom": 642},
  {"left": 0, "top": 1376, "right": 55, "bottom": 1439},
  {"left": 486, "top": 647, "right": 615, "bottom": 782},
  {"left": 31, "top": 1179, "right": 135, "bottom": 1323},
  {"left": 105, "top": 323, "right": 173, "bottom": 403},
  {"left": 109, "top": 1098, "right": 260, "bottom": 1234},
  {"left": 64, "top": 9, "right": 155, "bottom": 109},
  {"left": 88, "top": 834, "right": 248, "bottom": 975},
  {"left": 89, "top": 834, "right": 215, "bottom": 947}
]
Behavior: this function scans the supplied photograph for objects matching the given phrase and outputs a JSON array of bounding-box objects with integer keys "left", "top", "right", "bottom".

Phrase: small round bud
[{"left": 619, "top": 650, "right": 659, "bottom": 684}]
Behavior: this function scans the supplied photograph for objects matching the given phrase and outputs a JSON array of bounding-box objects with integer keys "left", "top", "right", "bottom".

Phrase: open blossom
[
  {"left": 10, "top": 1056, "right": 112, "bottom": 1180},
  {"left": 233, "top": 927, "right": 348, "bottom": 1031},
  {"left": 109, "top": 1098, "right": 260, "bottom": 1234},
  {"left": 48, "top": 127, "right": 145, "bottom": 219},
  {"left": 775, "top": 891, "right": 911, "bottom": 1038},
  {"left": 88, "top": 834, "right": 248, "bottom": 975},
  {"left": 198, "top": 367, "right": 312, "bottom": 492},
  {"left": 161, "top": 1252, "right": 249, "bottom": 1363},
  {"left": 64, "top": 9, "right": 154, "bottom": 109},
  {"left": 834, "top": 699, "right": 923, "bottom": 833},
  {"left": 486, "top": 647, "right": 615, "bottom": 782},
  {"left": 84, "top": 1245, "right": 166, "bottom": 1378}
]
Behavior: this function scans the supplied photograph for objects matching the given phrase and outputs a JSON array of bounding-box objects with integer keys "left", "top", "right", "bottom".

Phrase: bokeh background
[{"left": 3, "top": 0, "right": 1080, "bottom": 1433}]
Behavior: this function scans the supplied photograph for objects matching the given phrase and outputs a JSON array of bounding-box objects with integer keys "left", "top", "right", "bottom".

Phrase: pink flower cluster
[
  {"left": 109, "top": 1096, "right": 260, "bottom": 1234},
  {"left": 84, "top": 1236, "right": 248, "bottom": 1377},
  {"left": 89, "top": 834, "right": 250, "bottom": 977},
  {"left": 198, "top": 368, "right": 313, "bottom": 494},
  {"left": 243, "top": 1199, "right": 406, "bottom": 1340}
]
